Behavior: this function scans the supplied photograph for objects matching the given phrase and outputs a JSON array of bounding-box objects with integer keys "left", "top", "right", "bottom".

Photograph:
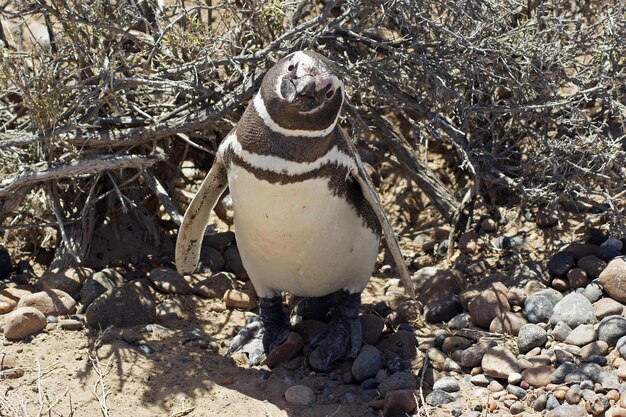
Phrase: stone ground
[{"left": 1, "top": 165, "right": 626, "bottom": 417}]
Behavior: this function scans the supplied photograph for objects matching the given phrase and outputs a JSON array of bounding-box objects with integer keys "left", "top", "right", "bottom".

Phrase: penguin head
[{"left": 258, "top": 50, "right": 344, "bottom": 134}]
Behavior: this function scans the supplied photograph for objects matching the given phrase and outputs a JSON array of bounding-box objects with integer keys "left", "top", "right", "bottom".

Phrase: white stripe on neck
[
  {"left": 253, "top": 93, "right": 340, "bottom": 138},
  {"left": 222, "top": 132, "right": 356, "bottom": 176}
]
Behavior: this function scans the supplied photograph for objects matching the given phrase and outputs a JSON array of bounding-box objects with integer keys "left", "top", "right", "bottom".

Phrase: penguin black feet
[
  {"left": 308, "top": 291, "right": 362, "bottom": 372},
  {"left": 227, "top": 295, "right": 290, "bottom": 365}
]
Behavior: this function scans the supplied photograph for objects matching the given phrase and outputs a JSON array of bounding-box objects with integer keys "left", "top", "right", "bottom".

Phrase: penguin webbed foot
[
  {"left": 308, "top": 291, "right": 362, "bottom": 372},
  {"left": 226, "top": 295, "right": 290, "bottom": 365}
]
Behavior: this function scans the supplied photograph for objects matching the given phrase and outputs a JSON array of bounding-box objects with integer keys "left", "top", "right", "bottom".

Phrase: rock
[
  {"left": 567, "top": 268, "right": 588, "bottom": 289},
  {"left": 524, "top": 295, "right": 553, "bottom": 324},
  {"left": 202, "top": 231, "right": 235, "bottom": 252},
  {"left": 197, "top": 246, "right": 226, "bottom": 273},
  {"left": 17, "top": 289, "right": 76, "bottom": 316},
  {"left": 482, "top": 346, "right": 521, "bottom": 378},
  {"left": 470, "top": 374, "right": 491, "bottom": 386},
  {"left": 37, "top": 267, "right": 92, "bottom": 295},
  {"left": 536, "top": 206, "right": 559, "bottom": 227},
  {"left": 489, "top": 311, "right": 527, "bottom": 335},
  {"left": 582, "top": 281, "right": 604, "bottom": 303},
  {"left": 156, "top": 298, "right": 187, "bottom": 321},
  {"left": 383, "top": 390, "right": 417, "bottom": 416},
  {"left": 192, "top": 272, "right": 235, "bottom": 299},
  {"left": 459, "top": 232, "right": 480, "bottom": 254},
  {"left": 554, "top": 348, "right": 575, "bottom": 364},
  {"left": 577, "top": 255, "right": 606, "bottom": 279},
  {"left": 425, "top": 389, "right": 457, "bottom": 406},
  {"left": 284, "top": 385, "right": 315, "bottom": 405},
  {"left": 481, "top": 217, "right": 497, "bottom": 232},
  {"left": 510, "top": 401, "right": 525, "bottom": 415},
  {"left": 3, "top": 306, "right": 47, "bottom": 339},
  {"left": 521, "top": 364, "right": 553, "bottom": 387},
  {"left": 546, "top": 394, "right": 560, "bottom": 411},
  {"left": 468, "top": 282, "right": 510, "bottom": 328},
  {"left": 564, "top": 363, "right": 602, "bottom": 384},
  {"left": 550, "top": 293, "right": 596, "bottom": 328},
  {"left": 60, "top": 318, "right": 83, "bottom": 330},
  {"left": 386, "top": 300, "right": 421, "bottom": 326},
  {"left": 352, "top": 345, "right": 383, "bottom": 381},
  {"left": 506, "top": 384, "right": 527, "bottom": 400},
  {"left": 85, "top": 282, "right": 156, "bottom": 328},
  {"left": 565, "top": 324, "right": 596, "bottom": 346},
  {"left": 0, "top": 287, "right": 31, "bottom": 314},
  {"left": 598, "top": 258, "right": 626, "bottom": 302},
  {"left": 433, "top": 377, "right": 460, "bottom": 392},
  {"left": 551, "top": 278, "right": 570, "bottom": 292},
  {"left": 448, "top": 313, "right": 471, "bottom": 330},
  {"left": 263, "top": 332, "right": 304, "bottom": 368},
  {"left": 548, "top": 252, "right": 576, "bottom": 277},
  {"left": 460, "top": 339, "right": 497, "bottom": 368},
  {"left": 518, "top": 324, "right": 548, "bottom": 353},
  {"left": 424, "top": 294, "right": 463, "bottom": 323},
  {"left": 580, "top": 340, "right": 609, "bottom": 360},
  {"left": 80, "top": 268, "right": 124, "bottom": 306},
  {"left": 597, "top": 315, "right": 626, "bottom": 346},
  {"left": 546, "top": 404, "right": 588, "bottom": 417},
  {"left": 534, "top": 394, "right": 548, "bottom": 411},
  {"left": 148, "top": 267, "right": 191, "bottom": 295},
  {"left": 565, "top": 386, "right": 581, "bottom": 404},
  {"left": 593, "top": 297, "right": 624, "bottom": 320},
  {"left": 223, "top": 244, "right": 248, "bottom": 280},
  {"left": 360, "top": 314, "right": 384, "bottom": 345},
  {"left": 441, "top": 336, "right": 473, "bottom": 354},
  {"left": 223, "top": 289, "right": 257, "bottom": 310},
  {"left": 0, "top": 246, "right": 11, "bottom": 279},
  {"left": 551, "top": 361, "right": 577, "bottom": 384},
  {"left": 533, "top": 288, "right": 564, "bottom": 306},
  {"left": 380, "top": 330, "right": 418, "bottom": 360},
  {"left": 551, "top": 321, "right": 573, "bottom": 342},
  {"left": 417, "top": 268, "right": 463, "bottom": 305},
  {"left": 378, "top": 372, "right": 416, "bottom": 396},
  {"left": 616, "top": 335, "right": 626, "bottom": 359},
  {"left": 586, "top": 394, "right": 610, "bottom": 416},
  {"left": 508, "top": 372, "right": 522, "bottom": 385}
]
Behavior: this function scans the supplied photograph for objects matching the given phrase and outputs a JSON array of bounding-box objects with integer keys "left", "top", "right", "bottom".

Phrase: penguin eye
[
  {"left": 288, "top": 64, "right": 295, "bottom": 72},
  {"left": 326, "top": 90, "right": 334, "bottom": 99}
]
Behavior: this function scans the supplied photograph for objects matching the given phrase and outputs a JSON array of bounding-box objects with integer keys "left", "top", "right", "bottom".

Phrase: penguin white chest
[{"left": 227, "top": 165, "right": 380, "bottom": 298}]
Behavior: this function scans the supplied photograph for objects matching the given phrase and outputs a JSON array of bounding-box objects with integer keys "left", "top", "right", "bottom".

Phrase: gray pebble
[
  {"left": 425, "top": 389, "right": 457, "bottom": 406},
  {"left": 433, "top": 377, "right": 460, "bottom": 393},
  {"left": 585, "top": 355, "right": 607, "bottom": 366},
  {"left": 616, "top": 335, "right": 626, "bottom": 359},
  {"left": 564, "top": 363, "right": 602, "bottom": 384},
  {"left": 506, "top": 384, "right": 527, "bottom": 400},
  {"left": 378, "top": 371, "right": 417, "bottom": 396},
  {"left": 517, "top": 324, "right": 547, "bottom": 353},
  {"left": 285, "top": 385, "right": 315, "bottom": 405},
  {"left": 509, "top": 401, "right": 525, "bottom": 415},
  {"left": 136, "top": 344, "right": 155, "bottom": 355},
  {"left": 533, "top": 393, "right": 548, "bottom": 411},
  {"left": 524, "top": 295, "right": 553, "bottom": 324},
  {"left": 597, "top": 315, "right": 626, "bottom": 346},
  {"left": 448, "top": 313, "right": 472, "bottom": 330},
  {"left": 551, "top": 362, "right": 577, "bottom": 384},
  {"left": 469, "top": 374, "right": 491, "bottom": 387},
  {"left": 351, "top": 345, "right": 383, "bottom": 381},
  {"left": 46, "top": 316, "right": 58, "bottom": 324},
  {"left": 582, "top": 281, "right": 603, "bottom": 303},
  {"left": 546, "top": 394, "right": 560, "bottom": 410},
  {"left": 534, "top": 288, "right": 563, "bottom": 306},
  {"left": 551, "top": 321, "right": 573, "bottom": 342},
  {"left": 550, "top": 293, "right": 596, "bottom": 329}
]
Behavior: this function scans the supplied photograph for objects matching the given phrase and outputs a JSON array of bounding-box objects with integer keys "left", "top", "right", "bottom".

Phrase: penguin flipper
[
  {"left": 175, "top": 156, "right": 228, "bottom": 275},
  {"left": 339, "top": 129, "right": 416, "bottom": 300}
]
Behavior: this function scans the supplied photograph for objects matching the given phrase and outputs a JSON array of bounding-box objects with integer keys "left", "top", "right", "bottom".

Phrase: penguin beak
[{"left": 282, "top": 75, "right": 333, "bottom": 105}]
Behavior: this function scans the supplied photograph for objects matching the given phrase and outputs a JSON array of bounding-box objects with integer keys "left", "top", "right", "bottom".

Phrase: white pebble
[{"left": 508, "top": 372, "right": 523, "bottom": 385}]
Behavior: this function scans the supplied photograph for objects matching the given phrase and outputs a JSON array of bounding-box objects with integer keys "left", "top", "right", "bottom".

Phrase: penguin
[{"left": 176, "top": 50, "right": 414, "bottom": 371}]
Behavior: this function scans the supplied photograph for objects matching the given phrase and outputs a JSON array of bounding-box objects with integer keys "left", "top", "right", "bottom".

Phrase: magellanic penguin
[{"left": 176, "top": 50, "right": 415, "bottom": 371}]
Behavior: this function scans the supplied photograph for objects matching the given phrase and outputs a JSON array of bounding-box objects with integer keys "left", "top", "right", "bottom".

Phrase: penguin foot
[
  {"left": 226, "top": 295, "right": 290, "bottom": 365},
  {"left": 308, "top": 291, "right": 362, "bottom": 372}
]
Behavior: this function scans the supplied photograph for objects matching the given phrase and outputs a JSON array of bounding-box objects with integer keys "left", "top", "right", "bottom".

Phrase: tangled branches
[{"left": 0, "top": 0, "right": 625, "bottom": 266}]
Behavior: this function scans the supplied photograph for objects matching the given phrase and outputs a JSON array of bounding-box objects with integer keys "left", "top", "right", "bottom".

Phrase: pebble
[
  {"left": 378, "top": 371, "right": 416, "bottom": 396},
  {"left": 482, "top": 346, "right": 521, "bottom": 378},
  {"left": 564, "top": 363, "right": 602, "bottom": 384},
  {"left": 59, "top": 319, "right": 83, "bottom": 330},
  {"left": 546, "top": 404, "right": 588, "bottom": 417},
  {"left": 360, "top": 314, "right": 384, "bottom": 345},
  {"left": 534, "top": 393, "right": 548, "bottom": 411},
  {"left": 506, "top": 384, "right": 527, "bottom": 400},
  {"left": 598, "top": 258, "right": 626, "bottom": 302},
  {"left": 0, "top": 287, "right": 31, "bottom": 314},
  {"left": 546, "top": 394, "right": 560, "bottom": 410},
  {"left": 593, "top": 297, "right": 625, "bottom": 320},
  {"left": 536, "top": 206, "right": 559, "bottom": 227},
  {"left": 37, "top": 266, "right": 92, "bottom": 295},
  {"left": 582, "top": 281, "right": 603, "bottom": 303},
  {"left": 481, "top": 218, "right": 497, "bottom": 232},
  {"left": 441, "top": 336, "right": 473, "bottom": 354},
  {"left": 433, "top": 377, "right": 460, "bottom": 392},
  {"left": 552, "top": 278, "right": 570, "bottom": 292},
  {"left": 525, "top": 295, "right": 553, "bottom": 323},
  {"left": 351, "top": 345, "right": 382, "bottom": 381},
  {"left": 507, "top": 372, "right": 522, "bottom": 385},
  {"left": 616, "top": 335, "right": 626, "bottom": 359},
  {"left": 489, "top": 311, "right": 527, "bottom": 335},
  {"left": 202, "top": 231, "right": 235, "bottom": 252},
  {"left": 567, "top": 268, "right": 588, "bottom": 289},
  {"left": 551, "top": 321, "right": 573, "bottom": 342},
  {"left": 551, "top": 361, "right": 577, "bottom": 383},
  {"left": 554, "top": 348, "right": 575, "bottom": 364},
  {"left": 263, "top": 332, "right": 304, "bottom": 368},
  {"left": 197, "top": 246, "right": 226, "bottom": 273},
  {"left": 548, "top": 251, "right": 575, "bottom": 277},
  {"left": 518, "top": 323, "right": 548, "bottom": 353},
  {"left": 148, "top": 267, "right": 191, "bottom": 295},
  {"left": 550, "top": 293, "right": 596, "bottom": 328},
  {"left": 383, "top": 390, "right": 417, "bottom": 416},
  {"left": 284, "top": 385, "right": 315, "bottom": 405},
  {"left": 3, "top": 306, "right": 47, "bottom": 339},
  {"left": 80, "top": 268, "right": 124, "bottom": 307},
  {"left": 521, "top": 364, "right": 553, "bottom": 387},
  {"left": 565, "top": 324, "right": 596, "bottom": 346},
  {"left": 459, "top": 339, "right": 497, "bottom": 368},
  {"left": 136, "top": 344, "right": 155, "bottom": 355},
  {"left": 424, "top": 294, "right": 463, "bottom": 323},
  {"left": 448, "top": 313, "right": 472, "bottom": 330},
  {"left": 223, "top": 244, "right": 248, "bottom": 280},
  {"left": 425, "top": 389, "right": 457, "bottom": 406},
  {"left": 192, "top": 272, "right": 235, "bottom": 299},
  {"left": 223, "top": 289, "right": 257, "bottom": 310},
  {"left": 488, "top": 380, "right": 504, "bottom": 392},
  {"left": 586, "top": 393, "right": 610, "bottom": 415},
  {"left": 534, "top": 288, "right": 564, "bottom": 306},
  {"left": 381, "top": 330, "right": 418, "bottom": 360},
  {"left": 468, "top": 282, "right": 511, "bottom": 328},
  {"left": 597, "top": 315, "right": 626, "bottom": 346},
  {"left": 470, "top": 374, "right": 491, "bottom": 387},
  {"left": 509, "top": 401, "right": 525, "bottom": 414},
  {"left": 85, "top": 282, "right": 156, "bottom": 328}
]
